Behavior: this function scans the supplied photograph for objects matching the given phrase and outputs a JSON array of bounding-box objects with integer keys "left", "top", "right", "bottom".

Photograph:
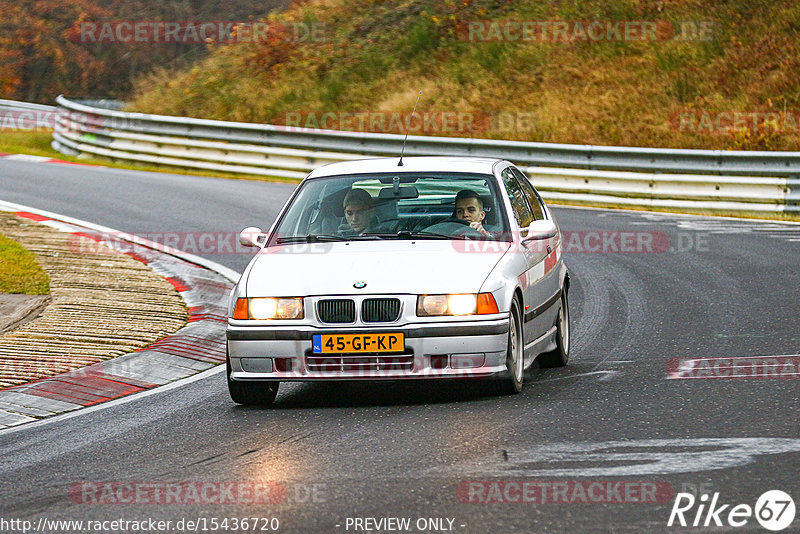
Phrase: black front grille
[
  {"left": 317, "top": 299, "right": 355, "bottom": 323},
  {"left": 361, "top": 298, "right": 401, "bottom": 323},
  {"left": 307, "top": 353, "right": 415, "bottom": 373}
]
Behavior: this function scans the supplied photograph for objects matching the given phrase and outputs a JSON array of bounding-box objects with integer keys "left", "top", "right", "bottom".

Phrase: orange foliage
[{"left": 0, "top": 0, "right": 289, "bottom": 103}]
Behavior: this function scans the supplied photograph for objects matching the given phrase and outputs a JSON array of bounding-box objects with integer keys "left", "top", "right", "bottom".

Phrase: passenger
[
  {"left": 454, "top": 189, "right": 491, "bottom": 236},
  {"left": 341, "top": 188, "right": 377, "bottom": 235}
]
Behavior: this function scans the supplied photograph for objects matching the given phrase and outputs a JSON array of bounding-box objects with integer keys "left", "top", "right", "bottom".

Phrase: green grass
[
  {"left": 0, "top": 233, "right": 50, "bottom": 294},
  {"left": 0, "top": 132, "right": 57, "bottom": 158}
]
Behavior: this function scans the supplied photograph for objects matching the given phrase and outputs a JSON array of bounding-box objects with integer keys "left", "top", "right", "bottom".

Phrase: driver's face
[
  {"left": 455, "top": 198, "right": 485, "bottom": 223},
  {"left": 344, "top": 203, "right": 371, "bottom": 232}
]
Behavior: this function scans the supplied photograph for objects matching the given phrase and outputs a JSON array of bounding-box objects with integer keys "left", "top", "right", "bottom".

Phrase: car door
[
  {"left": 512, "top": 166, "right": 562, "bottom": 340},
  {"left": 499, "top": 166, "right": 551, "bottom": 354}
]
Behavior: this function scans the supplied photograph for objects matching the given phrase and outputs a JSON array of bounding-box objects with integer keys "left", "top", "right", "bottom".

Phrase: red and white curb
[
  {"left": 0, "top": 153, "right": 94, "bottom": 166},
  {"left": 0, "top": 201, "right": 238, "bottom": 429}
]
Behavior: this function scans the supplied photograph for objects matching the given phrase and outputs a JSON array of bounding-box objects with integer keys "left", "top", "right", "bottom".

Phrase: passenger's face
[
  {"left": 344, "top": 203, "right": 371, "bottom": 232},
  {"left": 455, "top": 198, "right": 485, "bottom": 223}
]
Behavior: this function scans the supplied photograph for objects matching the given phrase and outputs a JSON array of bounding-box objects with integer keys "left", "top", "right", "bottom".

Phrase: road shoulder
[{"left": 0, "top": 205, "right": 234, "bottom": 429}]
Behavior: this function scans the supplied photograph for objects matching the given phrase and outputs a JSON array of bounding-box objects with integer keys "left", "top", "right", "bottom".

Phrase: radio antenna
[{"left": 398, "top": 90, "right": 421, "bottom": 167}]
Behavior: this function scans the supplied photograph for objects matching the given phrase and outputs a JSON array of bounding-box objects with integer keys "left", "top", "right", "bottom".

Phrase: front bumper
[{"left": 227, "top": 318, "right": 510, "bottom": 381}]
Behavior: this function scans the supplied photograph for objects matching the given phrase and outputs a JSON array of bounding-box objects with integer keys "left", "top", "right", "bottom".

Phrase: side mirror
[
  {"left": 520, "top": 219, "right": 557, "bottom": 245},
  {"left": 239, "top": 227, "right": 266, "bottom": 248}
]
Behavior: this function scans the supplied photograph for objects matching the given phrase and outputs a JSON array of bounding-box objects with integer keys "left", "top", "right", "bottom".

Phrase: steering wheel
[{"left": 424, "top": 219, "right": 484, "bottom": 237}]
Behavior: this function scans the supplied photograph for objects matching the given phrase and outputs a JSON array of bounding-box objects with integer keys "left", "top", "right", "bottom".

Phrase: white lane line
[
  {"left": 2, "top": 154, "right": 52, "bottom": 162},
  {"left": 535, "top": 370, "right": 620, "bottom": 383},
  {"left": 0, "top": 365, "right": 225, "bottom": 437},
  {"left": 424, "top": 437, "right": 800, "bottom": 478}
]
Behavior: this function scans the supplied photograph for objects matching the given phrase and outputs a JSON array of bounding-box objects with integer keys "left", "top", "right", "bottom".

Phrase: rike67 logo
[{"left": 668, "top": 490, "right": 795, "bottom": 531}]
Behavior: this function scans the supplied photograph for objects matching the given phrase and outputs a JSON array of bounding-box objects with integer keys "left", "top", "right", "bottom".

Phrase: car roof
[{"left": 306, "top": 157, "right": 507, "bottom": 179}]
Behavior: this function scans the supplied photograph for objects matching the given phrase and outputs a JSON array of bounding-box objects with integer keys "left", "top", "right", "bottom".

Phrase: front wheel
[
  {"left": 496, "top": 297, "right": 524, "bottom": 395},
  {"left": 227, "top": 356, "right": 279, "bottom": 405},
  {"left": 538, "top": 289, "right": 570, "bottom": 368}
]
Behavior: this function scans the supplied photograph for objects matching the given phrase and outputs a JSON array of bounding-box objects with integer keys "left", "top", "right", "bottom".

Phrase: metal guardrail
[
  {"left": 46, "top": 96, "right": 800, "bottom": 214},
  {"left": 0, "top": 99, "right": 117, "bottom": 131},
  {"left": 0, "top": 99, "right": 57, "bottom": 131},
  {"left": 0, "top": 99, "right": 56, "bottom": 113}
]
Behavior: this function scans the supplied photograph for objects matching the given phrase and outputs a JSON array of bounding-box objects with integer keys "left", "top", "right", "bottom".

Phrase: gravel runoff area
[{"left": 0, "top": 212, "right": 188, "bottom": 389}]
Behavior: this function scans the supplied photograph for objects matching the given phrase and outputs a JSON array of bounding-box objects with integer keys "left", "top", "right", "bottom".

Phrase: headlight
[
  {"left": 416, "top": 293, "right": 498, "bottom": 316},
  {"left": 232, "top": 297, "right": 304, "bottom": 320}
]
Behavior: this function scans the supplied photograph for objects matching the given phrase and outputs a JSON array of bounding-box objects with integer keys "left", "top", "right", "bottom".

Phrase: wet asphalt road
[{"left": 0, "top": 159, "right": 798, "bottom": 533}]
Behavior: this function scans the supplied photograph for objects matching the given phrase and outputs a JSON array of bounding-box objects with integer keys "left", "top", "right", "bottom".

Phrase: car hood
[{"left": 245, "top": 240, "right": 510, "bottom": 296}]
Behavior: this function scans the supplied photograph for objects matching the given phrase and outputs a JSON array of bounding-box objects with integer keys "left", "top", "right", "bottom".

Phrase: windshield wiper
[
  {"left": 362, "top": 231, "right": 467, "bottom": 240},
  {"left": 276, "top": 234, "right": 349, "bottom": 244},
  {"left": 276, "top": 234, "right": 382, "bottom": 244}
]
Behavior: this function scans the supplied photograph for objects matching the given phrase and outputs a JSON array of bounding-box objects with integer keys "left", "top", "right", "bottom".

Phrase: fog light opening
[
  {"left": 450, "top": 353, "right": 485, "bottom": 369},
  {"left": 430, "top": 355, "right": 448, "bottom": 370},
  {"left": 274, "top": 358, "right": 296, "bottom": 373}
]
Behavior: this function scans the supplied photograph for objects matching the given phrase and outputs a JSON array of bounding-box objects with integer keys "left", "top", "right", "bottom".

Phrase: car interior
[{"left": 308, "top": 190, "right": 499, "bottom": 235}]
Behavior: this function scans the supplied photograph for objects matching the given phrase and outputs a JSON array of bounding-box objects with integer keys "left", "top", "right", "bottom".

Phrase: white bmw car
[{"left": 226, "top": 157, "right": 570, "bottom": 405}]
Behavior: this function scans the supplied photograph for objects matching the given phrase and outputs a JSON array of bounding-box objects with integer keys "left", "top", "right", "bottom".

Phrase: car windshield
[{"left": 270, "top": 172, "right": 510, "bottom": 244}]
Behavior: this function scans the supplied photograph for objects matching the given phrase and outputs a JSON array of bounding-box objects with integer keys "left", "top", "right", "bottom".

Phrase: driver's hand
[{"left": 470, "top": 221, "right": 490, "bottom": 236}]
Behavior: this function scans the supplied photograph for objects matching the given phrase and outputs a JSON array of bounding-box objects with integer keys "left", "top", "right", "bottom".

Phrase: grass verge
[{"left": 0, "top": 233, "right": 50, "bottom": 294}]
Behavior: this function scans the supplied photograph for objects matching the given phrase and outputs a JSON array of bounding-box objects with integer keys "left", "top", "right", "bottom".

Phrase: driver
[
  {"left": 340, "top": 188, "right": 377, "bottom": 235},
  {"left": 454, "top": 190, "right": 491, "bottom": 236}
]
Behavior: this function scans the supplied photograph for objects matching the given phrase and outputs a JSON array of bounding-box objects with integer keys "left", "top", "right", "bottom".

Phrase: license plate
[{"left": 312, "top": 333, "right": 404, "bottom": 354}]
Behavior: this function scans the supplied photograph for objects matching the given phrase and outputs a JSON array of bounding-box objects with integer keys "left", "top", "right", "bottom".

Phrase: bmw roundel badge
[{"left": 353, "top": 281, "right": 367, "bottom": 289}]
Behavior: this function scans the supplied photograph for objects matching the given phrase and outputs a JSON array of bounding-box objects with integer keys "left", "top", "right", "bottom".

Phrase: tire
[
  {"left": 227, "top": 355, "right": 279, "bottom": 405},
  {"left": 496, "top": 297, "right": 524, "bottom": 395},
  {"left": 538, "top": 289, "right": 570, "bottom": 368}
]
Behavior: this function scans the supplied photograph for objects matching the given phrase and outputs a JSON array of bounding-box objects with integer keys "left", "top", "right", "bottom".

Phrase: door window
[
  {"left": 501, "top": 167, "right": 534, "bottom": 229},
  {"left": 512, "top": 167, "right": 546, "bottom": 221}
]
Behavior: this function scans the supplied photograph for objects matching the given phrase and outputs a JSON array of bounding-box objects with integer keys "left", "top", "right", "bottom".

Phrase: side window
[
  {"left": 501, "top": 168, "right": 534, "bottom": 229},
  {"left": 512, "top": 167, "right": 545, "bottom": 220}
]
